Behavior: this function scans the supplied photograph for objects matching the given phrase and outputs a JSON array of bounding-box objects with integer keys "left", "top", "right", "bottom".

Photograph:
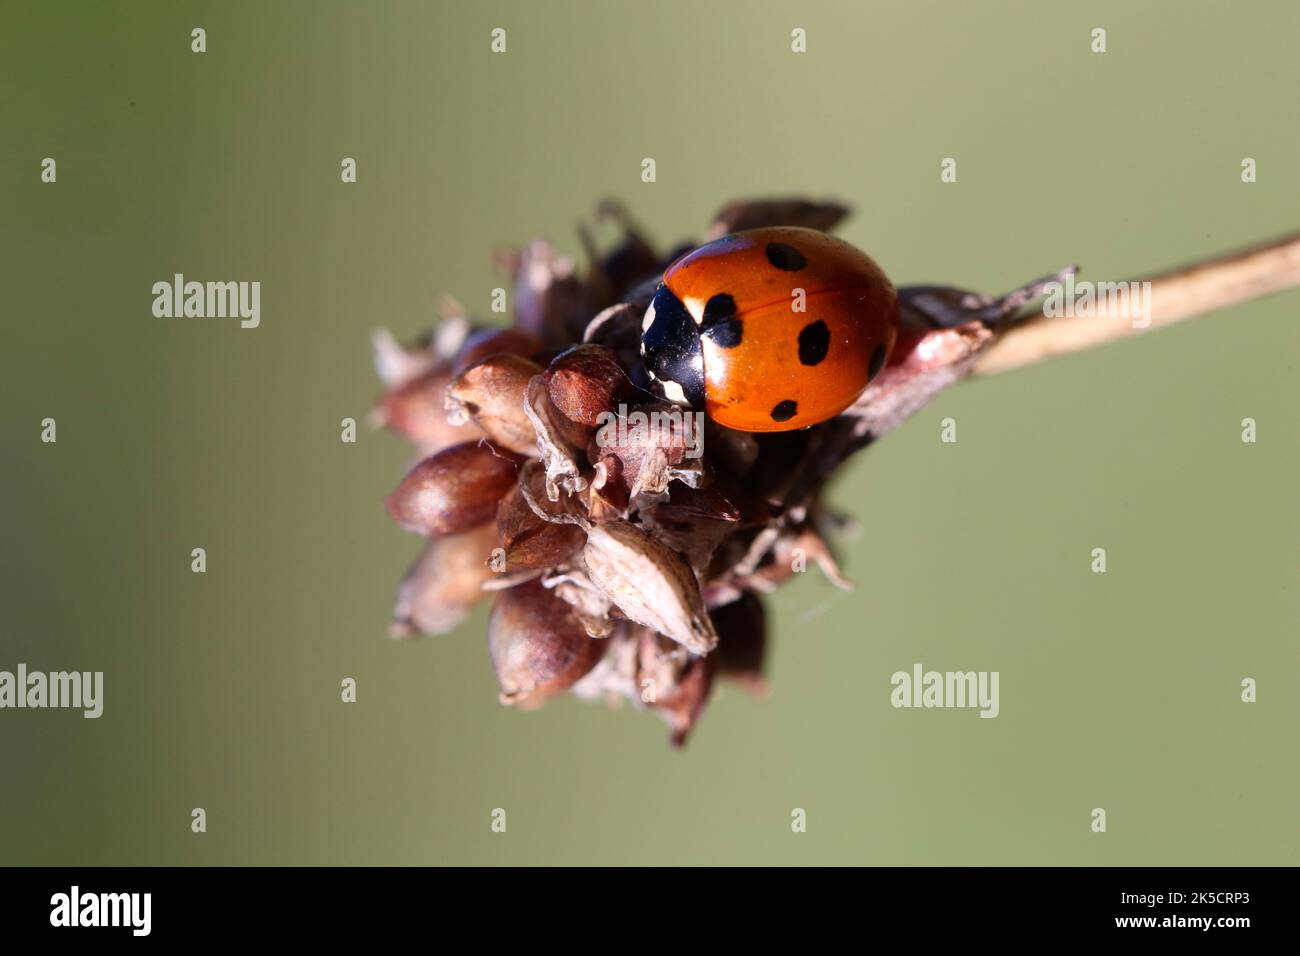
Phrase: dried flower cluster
[{"left": 372, "top": 198, "right": 1070, "bottom": 746}]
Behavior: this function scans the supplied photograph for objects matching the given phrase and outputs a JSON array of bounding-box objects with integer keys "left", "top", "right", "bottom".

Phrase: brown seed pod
[
  {"left": 546, "top": 570, "right": 615, "bottom": 639},
  {"left": 445, "top": 353, "right": 543, "bottom": 456},
  {"left": 495, "top": 482, "right": 586, "bottom": 573},
  {"left": 509, "top": 239, "right": 589, "bottom": 344},
  {"left": 586, "top": 401, "right": 699, "bottom": 499},
  {"left": 711, "top": 591, "right": 768, "bottom": 695},
  {"left": 386, "top": 441, "right": 521, "bottom": 536},
  {"left": 390, "top": 523, "right": 499, "bottom": 638},
  {"left": 581, "top": 302, "right": 645, "bottom": 371},
  {"left": 522, "top": 376, "right": 591, "bottom": 500},
  {"left": 374, "top": 367, "right": 483, "bottom": 453},
  {"left": 659, "top": 654, "right": 715, "bottom": 749},
  {"left": 659, "top": 474, "right": 776, "bottom": 532},
  {"left": 450, "top": 327, "right": 542, "bottom": 377},
  {"left": 652, "top": 480, "right": 742, "bottom": 525},
  {"left": 543, "top": 344, "right": 637, "bottom": 428},
  {"left": 639, "top": 501, "right": 736, "bottom": 575},
  {"left": 515, "top": 458, "right": 588, "bottom": 525},
  {"left": 371, "top": 327, "right": 442, "bottom": 390},
  {"left": 488, "top": 578, "right": 608, "bottom": 708},
  {"left": 582, "top": 520, "right": 718, "bottom": 654},
  {"left": 706, "top": 197, "right": 849, "bottom": 241},
  {"left": 635, "top": 631, "right": 717, "bottom": 748},
  {"left": 585, "top": 455, "right": 631, "bottom": 523}
]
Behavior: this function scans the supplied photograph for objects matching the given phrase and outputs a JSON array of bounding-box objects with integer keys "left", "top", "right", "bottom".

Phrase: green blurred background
[{"left": 2, "top": 0, "right": 1297, "bottom": 865}]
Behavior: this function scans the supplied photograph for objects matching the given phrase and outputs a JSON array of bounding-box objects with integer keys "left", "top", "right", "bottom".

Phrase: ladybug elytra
[{"left": 640, "top": 227, "right": 899, "bottom": 432}]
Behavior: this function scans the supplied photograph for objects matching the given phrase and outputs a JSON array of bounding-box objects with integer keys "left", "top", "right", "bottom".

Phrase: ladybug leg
[{"left": 899, "top": 266, "right": 1078, "bottom": 330}]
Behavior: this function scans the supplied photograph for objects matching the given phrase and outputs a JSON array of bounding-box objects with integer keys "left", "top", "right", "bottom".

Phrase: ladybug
[{"left": 640, "top": 226, "right": 899, "bottom": 432}]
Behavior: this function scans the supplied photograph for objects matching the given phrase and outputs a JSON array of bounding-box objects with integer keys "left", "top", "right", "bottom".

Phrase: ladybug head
[{"left": 640, "top": 283, "right": 705, "bottom": 409}]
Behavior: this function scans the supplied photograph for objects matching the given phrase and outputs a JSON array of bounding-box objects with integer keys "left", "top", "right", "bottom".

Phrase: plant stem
[{"left": 974, "top": 230, "right": 1300, "bottom": 376}]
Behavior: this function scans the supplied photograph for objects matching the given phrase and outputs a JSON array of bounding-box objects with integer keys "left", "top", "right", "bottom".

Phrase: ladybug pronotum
[{"left": 640, "top": 226, "right": 899, "bottom": 432}]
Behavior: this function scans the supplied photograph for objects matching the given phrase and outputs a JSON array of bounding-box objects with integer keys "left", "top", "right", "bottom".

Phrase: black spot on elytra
[
  {"left": 702, "top": 318, "right": 743, "bottom": 348},
  {"left": 765, "top": 242, "right": 807, "bottom": 271},
  {"left": 797, "top": 320, "right": 830, "bottom": 365},
  {"left": 641, "top": 284, "right": 705, "bottom": 407},
  {"left": 702, "top": 293, "right": 737, "bottom": 323},
  {"left": 770, "top": 399, "right": 798, "bottom": 422},
  {"left": 868, "top": 343, "right": 887, "bottom": 380},
  {"left": 701, "top": 293, "right": 743, "bottom": 348}
]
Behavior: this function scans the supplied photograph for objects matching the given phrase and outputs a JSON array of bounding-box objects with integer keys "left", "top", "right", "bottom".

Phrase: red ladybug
[{"left": 640, "top": 227, "right": 899, "bottom": 432}]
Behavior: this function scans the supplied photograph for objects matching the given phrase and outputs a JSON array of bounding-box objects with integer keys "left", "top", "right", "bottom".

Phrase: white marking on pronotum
[
  {"left": 641, "top": 299, "right": 657, "bottom": 334},
  {"left": 659, "top": 378, "right": 687, "bottom": 405}
]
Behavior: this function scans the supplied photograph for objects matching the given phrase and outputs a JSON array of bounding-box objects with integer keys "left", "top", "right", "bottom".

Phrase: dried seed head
[
  {"left": 488, "top": 578, "right": 608, "bottom": 708},
  {"left": 450, "top": 327, "right": 542, "bottom": 377},
  {"left": 375, "top": 196, "right": 993, "bottom": 746},
  {"left": 496, "top": 481, "right": 586, "bottom": 573},
  {"left": 582, "top": 520, "right": 718, "bottom": 654},
  {"left": 374, "top": 367, "right": 484, "bottom": 453},
  {"left": 543, "top": 344, "right": 636, "bottom": 428},
  {"left": 390, "top": 523, "right": 499, "bottom": 638},
  {"left": 386, "top": 441, "right": 521, "bottom": 536},
  {"left": 445, "top": 353, "right": 543, "bottom": 456}
]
